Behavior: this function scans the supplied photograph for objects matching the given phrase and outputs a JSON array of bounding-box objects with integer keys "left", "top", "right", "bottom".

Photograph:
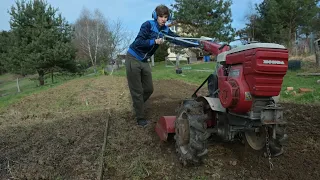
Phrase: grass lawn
[
  {"left": 113, "top": 61, "right": 216, "bottom": 85},
  {"left": 281, "top": 70, "right": 320, "bottom": 103},
  {"left": 0, "top": 73, "right": 88, "bottom": 109}
]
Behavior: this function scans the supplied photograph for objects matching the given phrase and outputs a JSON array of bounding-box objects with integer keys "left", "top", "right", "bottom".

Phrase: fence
[
  {"left": 291, "top": 35, "right": 318, "bottom": 56},
  {"left": 0, "top": 73, "right": 77, "bottom": 98}
]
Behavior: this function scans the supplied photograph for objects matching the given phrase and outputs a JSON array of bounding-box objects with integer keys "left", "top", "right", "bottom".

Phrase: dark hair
[{"left": 155, "top": 5, "right": 170, "bottom": 17}]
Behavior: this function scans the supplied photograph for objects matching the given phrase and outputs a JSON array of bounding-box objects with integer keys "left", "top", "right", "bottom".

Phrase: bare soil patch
[{"left": 1, "top": 76, "right": 319, "bottom": 179}]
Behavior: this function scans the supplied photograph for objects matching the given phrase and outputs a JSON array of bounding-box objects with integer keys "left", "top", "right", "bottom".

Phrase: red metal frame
[{"left": 155, "top": 116, "right": 176, "bottom": 141}]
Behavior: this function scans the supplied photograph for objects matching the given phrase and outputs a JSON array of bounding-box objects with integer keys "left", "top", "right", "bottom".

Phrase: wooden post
[
  {"left": 151, "top": 55, "right": 155, "bottom": 67},
  {"left": 97, "top": 109, "right": 110, "bottom": 180},
  {"left": 176, "top": 54, "right": 180, "bottom": 68},
  {"left": 16, "top": 78, "right": 20, "bottom": 93},
  {"left": 315, "top": 39, "right": 320, "bottom": 67}
]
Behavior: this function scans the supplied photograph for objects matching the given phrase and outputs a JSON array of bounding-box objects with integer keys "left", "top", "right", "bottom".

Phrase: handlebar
[
  {"left": 161, "top": 34, "right": 231, "bottom": 56},
  {"left": 162, "top": 34, "right": 200, "bottom": 46}
]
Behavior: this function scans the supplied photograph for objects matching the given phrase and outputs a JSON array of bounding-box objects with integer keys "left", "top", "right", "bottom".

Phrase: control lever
[{"left": 218, "top": 44, "right": 229, "bottom": 50}]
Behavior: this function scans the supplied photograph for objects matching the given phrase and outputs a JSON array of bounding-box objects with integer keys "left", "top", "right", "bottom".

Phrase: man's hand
[{"left": 155, "top": 38, "right": 164, "bottom": 45}]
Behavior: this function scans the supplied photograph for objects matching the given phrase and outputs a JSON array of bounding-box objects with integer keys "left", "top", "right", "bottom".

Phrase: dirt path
[{"left": 0, "top": 76, "right": 319, "bottom": 179}]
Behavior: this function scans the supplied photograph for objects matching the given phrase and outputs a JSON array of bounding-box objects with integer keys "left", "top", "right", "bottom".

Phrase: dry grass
[
  {"left": 0, "top": 75, "right": 134, "bottom": 179},
  {"left": 289, "top": 54, "right": 316, "bottom": 62},
  {"left": 0, "top": 75, "right": 132, "bottom": 128}
]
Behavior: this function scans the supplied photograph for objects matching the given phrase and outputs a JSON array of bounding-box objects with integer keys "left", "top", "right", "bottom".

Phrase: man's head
[{"left": 153, "top": 5, "right": 171, "bottom": 27}]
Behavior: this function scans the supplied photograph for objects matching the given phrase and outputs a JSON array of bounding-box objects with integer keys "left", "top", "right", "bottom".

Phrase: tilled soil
[
  {"left": 105, "top": 80, "right": 320, "bottom": 179},
  {"left": 0, "top": 76, "right": 319, "bottom": 179},
  {"left": 0, "top": 111, "right": 107, "bottom": 179}
]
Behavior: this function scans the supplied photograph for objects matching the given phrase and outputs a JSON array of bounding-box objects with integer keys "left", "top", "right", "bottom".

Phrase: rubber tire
[{"left": 174, "top": 100, "right": 209, "bottom": 166}]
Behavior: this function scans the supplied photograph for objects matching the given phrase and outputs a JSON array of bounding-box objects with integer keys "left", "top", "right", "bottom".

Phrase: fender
[{"left": 196, "top": 96, "right": 226, "bottom": 112}]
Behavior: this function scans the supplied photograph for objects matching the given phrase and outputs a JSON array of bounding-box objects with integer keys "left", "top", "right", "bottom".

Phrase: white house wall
[{"left": 167, "top": 24, "right": 198, "bottom": 63}]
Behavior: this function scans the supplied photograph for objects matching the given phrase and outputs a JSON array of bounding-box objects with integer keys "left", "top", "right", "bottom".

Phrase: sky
[{"left": 0, "top": 0, "right": 262, "bottom": 34}]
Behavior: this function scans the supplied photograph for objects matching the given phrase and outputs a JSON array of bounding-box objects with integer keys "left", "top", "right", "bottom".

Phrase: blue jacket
[{"left": 127, "top": 20, "right": 198, "bottom": 62}]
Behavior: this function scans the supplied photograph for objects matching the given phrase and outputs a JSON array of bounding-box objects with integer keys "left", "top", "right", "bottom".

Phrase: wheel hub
[{"left": 245, "top": 128, "right": 266, "bottom": 150}]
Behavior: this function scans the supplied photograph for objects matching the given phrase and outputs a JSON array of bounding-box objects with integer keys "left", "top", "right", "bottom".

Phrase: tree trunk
[
  {"left": 93, "top": 65, "right": 97, "bottom": 74},
  {"left": 288, "top": 27, "right": 292, "bottom": 50},
  {"left": 38, "top": 69, "right": 45, "bottom": 86}
]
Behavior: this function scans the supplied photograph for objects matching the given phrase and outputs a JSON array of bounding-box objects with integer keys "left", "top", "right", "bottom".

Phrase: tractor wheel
[
  {"left": 244, "top": 127, "right": 267, "bottom": 151},
  {"left": 244, "top": 124, "right": 287, "bottom": 157},
  {"left": 174, "top": 100, "right": 209, "bottom": 166}
]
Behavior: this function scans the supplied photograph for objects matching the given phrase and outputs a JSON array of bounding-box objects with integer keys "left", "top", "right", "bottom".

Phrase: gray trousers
[{"left": 125, "top": 53, "right": 153, "bottom": 120}]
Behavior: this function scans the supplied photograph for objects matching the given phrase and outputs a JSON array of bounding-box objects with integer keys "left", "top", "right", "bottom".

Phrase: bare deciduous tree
[
  {"left": 108, "top": 19, "right": 134, "bottom": 60},
  {"left": 74, "top": 8, "right": 134, "bottom": 71},
  {"left": 245, "top": 1, "right": 258, "bottom": 41},
  {"left": 74, "top": 8, "right": 109, "bottom": 73}
]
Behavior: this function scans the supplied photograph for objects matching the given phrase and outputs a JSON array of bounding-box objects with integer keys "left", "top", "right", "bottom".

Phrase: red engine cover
[
  {"left": 218, "top": 46, "right": 288, "bottom": 113},
  {"left": 226, "top": 47, "right": 288, "bottom": 96},
  {"left": 218, "top": 66, "right": 252, "bottom": 113}
]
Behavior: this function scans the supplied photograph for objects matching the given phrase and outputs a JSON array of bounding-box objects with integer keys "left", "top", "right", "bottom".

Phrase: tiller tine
[{"left": 155, "top": 116, "right": 176, "bottom": 141}]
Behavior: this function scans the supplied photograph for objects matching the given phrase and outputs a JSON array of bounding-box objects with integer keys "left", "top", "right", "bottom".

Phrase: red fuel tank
[{"left": 226, "top": 46, "right": 288, "bottom": 97}]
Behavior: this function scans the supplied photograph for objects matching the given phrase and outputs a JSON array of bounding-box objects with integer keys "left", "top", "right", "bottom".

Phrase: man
[{"left": 125, "top": 4, "right": 197, "bottom": 126}]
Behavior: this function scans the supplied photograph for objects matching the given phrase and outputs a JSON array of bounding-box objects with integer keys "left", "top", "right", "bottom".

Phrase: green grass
[
  {"left": 281, "top": 70, "right": 320, "bottom": 104},
  {"left": 0, "top": 73, "right": 16, "bottom": 82},
  {"left": 0, "top": 72, "right": 85, "bottom": 109},
  {"left": 114, "top": 61, "right": 216, "bottom": 85}
]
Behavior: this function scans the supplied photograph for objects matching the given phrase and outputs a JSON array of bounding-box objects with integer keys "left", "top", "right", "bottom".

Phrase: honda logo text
[{"left": 263, "top": 60, "right": 285, "bottom": 65}]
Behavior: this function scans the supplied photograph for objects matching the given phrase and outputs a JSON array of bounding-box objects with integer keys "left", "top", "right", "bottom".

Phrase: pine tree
[
  {"left": 0, "top": 31, "right": 11, "bottom": 74},
  {"left": 171, "top": 0, "right": 235, "bottom": 42},
  {"left": 8, "top": 0, "right": 77, "bottom": 85},
  {"left": 240, "top": 0, "right": 320, "bottom": 48}
]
